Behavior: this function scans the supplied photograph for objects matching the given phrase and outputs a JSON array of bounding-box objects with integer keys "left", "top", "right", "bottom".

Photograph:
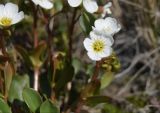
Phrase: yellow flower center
[
  {"left": 92, "top": 40, "right": 105, "bottom": 52},
  {"left": 0, "top": 17, "right": 12, "bottom": 26}
]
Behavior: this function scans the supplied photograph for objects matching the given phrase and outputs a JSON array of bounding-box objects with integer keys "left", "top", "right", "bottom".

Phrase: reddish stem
[
  {"left": 32, "top": 5, "right": 40, "bottom": 91},
  {"left": 75, "top": 61, "right": 100, "bottom": 113},
  {"left": 33, "top": 7, "right": 38, "bottom": 48},
  {"left": 68, "top": 9, "right": 77, "bottom": 62},
  {"left": 91, "top": 61, "right": 100, "bottom": 81}
]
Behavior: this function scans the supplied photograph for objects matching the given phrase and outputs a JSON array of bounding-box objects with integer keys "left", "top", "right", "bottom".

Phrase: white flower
[
  {"left": 93, "top": 17, "right": 121, "bottom": 36},
  {"left": 101, "top": 2, "right": 112, "bottom": 17},
  {"left": 31, "top": 0, "right": 53, "bottom": 9},
  {"left": 83, "top": 32, "right": 113, "bottom": 61},
  {"left": 0, "top": 3, "right": 24, "bottom": 27},
  {"left": 67, "top": 0, "right": 98, "bottom": 13}
]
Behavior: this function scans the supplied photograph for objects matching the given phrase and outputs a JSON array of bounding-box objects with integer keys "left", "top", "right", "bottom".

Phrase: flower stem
[
  {"left": 0, "top": 29, "right": 10, "bottom": 101},
  {"left": 33, "top": 6, "right": 38, "bottom": 48},
  {"left": 33, "top": 68, "right": 39, "bottom": 91},
  {"left": 75, "top": 99, "right": 83, "bottom": 113},
  {"left": 91, "top": 61, "right": 100, "bottom": 81},
  {"left": 32, "top": 5, "right": 40, "bottom": 91},
  {"left": 0, "top": 31, "right": 7, "bottom": 56},
  {"left": 75, "top": 61, "right": 100, "bottom": 113},
  {"left": 68, "top": 8, "right": 77, "bottom": 62}
]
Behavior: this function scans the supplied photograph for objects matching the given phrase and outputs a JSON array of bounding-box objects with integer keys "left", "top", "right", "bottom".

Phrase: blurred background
[{"left": 99, "top": 0, "right": 160, "bottom": 113}]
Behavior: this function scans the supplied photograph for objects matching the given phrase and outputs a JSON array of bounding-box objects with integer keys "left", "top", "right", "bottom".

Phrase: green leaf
[
  {"left": 15, "top": 45, "right": 33, "bottom": 68},
  {"left": 0, "top": 98, "right": 11, "bottom": 113},
  {"left": 54, "top": 0, "right": 63, "bottom": 12},
  {"left": 0, "top": 93, "right": 4, "bottom": 99},
  {"left": 79, "top": 12, "right": 95, "bottom": 35},
  {"left": 81, "top": 81, "right": 100, "bottom": 98},
  {"left": 30, "top": 42, "right": 47, "bottom": 68},
  {"left": 22, "top": 88, "right": 42, "bottom": 112},
  {"left": 102, "top": 103, "right": 124, "bottom": 113},
  {"left": 40, "top": 100, "right": 59, "bottom": 113},
  {"left": 86, "top": 64, "right": 94, "bottom": 77},
  {"left": 8, "top": 74, "right": 29, "bottom": 103},
  {"left": 85, "top": 96, "right": 125, "bottom": 113},
  {"left": 72, "top": 58, "right": 82, "bottom": 74},
  {"left": 4, "top": 63, "right": 14, "bottom": 98},
  {"left": 100, "top": 72, "right": 114, "bottom": 89},
  {"left": 126, "top": 95, "right": 147, "bottom": 108},
  {"left": 85, "top": 96, "right": 113, "bottom": 107},
  {"left": 55, "top": 62, "right": 74, "bottom": 91}
]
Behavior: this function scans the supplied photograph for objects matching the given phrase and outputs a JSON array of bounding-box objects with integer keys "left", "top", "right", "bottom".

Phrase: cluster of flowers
[
  {"left": 68, "top": 0, "right": 112, "bottom": 16},
  {"left": 0, "top": 0, "right": 53, "bottom": 27},
  {"left": 68, "top": 0, "right": 121, "bottom": 61},
  {"left": 0, "top": 0, "right": 121, "bottom": 62},
  {"left": 67, "top": 0, "right": 121, "bottom": 61},
  {"left": 0, "top": 0, "right": 112, "bottom": 26},
  {"left": 83, "top": 18, "right": 121, "bottom": 61},
  {"left": 0, "top": 0, "right": 54, "bottom": 27}
]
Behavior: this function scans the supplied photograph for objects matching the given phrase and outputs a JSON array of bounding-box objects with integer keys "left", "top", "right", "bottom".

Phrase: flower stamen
[
  {"left": 0, "top": 17, "right": 12, "bottom": 26},
  {"left": 93, "top": 40, "right": 104, "bottom": 52}
]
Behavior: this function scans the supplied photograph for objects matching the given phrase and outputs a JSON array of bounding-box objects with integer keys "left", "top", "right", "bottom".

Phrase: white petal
[
  {"left": 87, "top": 52, "right": 101, "bottom": 61},
  {"left": 83, "top": 0, "right": 98, "bottom": 13},
  {"left": 104, "top": 17, "right": 121, "bottom": 35},
  {"left": 99, "top": 47, "right": 112, "bottom": 58},
  {"left": 90, "top": 31, "right": 98, "bottom": 39},
  {"left": 94, "top": 19, "right": 105, "bottom": 31},
  {"left": 4, "top": 3, "right": 18, "bottom": 18},
  {"left": 0, "top": 5, "right": 4, "bottom": 11},
  {"left": 117, "top": 23, "right": 121, "bottom": 32},
  {"left": 39, "top": 0, "right": 53, "bottom": 9},
  {"left": 31, "top": 0, "right": 39, "bottom": 5},
  {"left": 12, "top": 11, "right": 24, "bottom": 24},
  {"left": 104, "top": 2, "right": 112, "bottom": 9},
  {"left": 101, "top": 13, "right": 105, "bottom": 18},
  {"left": 68, "top": 0, "right": 82, "bottom": 7},
  {"left": 94, "top": 17, "right": 121, "bottom": 36},
  {"left": 90, "top": 31, "right": 114, "bottom": 45},
  {"left": 102, "top": 3, "right": 112, "bottom": 17},
  {"left": 0, "top": 5, "right": 5, "bottom": 18},
  {"left": 90, "top": 31, "right": 105, "bottom": 41},
  {"left": 83, "top": 38, "right": 93, "bottom": 51},
  {"left": 106, "top": 9, "right": 112, "bottom": 14},
  {"left": 32, "top": 0, "right": 53, "bottom": 9},
  {"left": 103, "top": 35, "right": 114, "bottom": 46}
]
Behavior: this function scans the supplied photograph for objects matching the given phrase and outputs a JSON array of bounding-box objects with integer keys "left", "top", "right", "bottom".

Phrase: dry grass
[{"left": 100, "top": 0, "right": 160, "bottom": 113}]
